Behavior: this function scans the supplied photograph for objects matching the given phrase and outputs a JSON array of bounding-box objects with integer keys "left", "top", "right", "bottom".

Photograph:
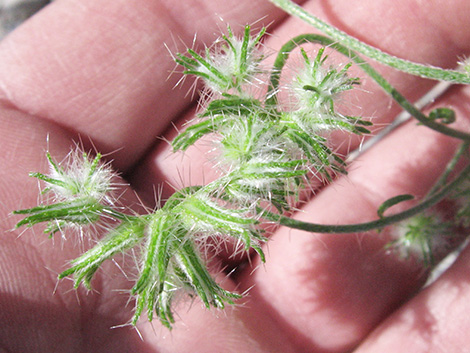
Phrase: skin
[{"left": 0, "top": 0, "right": 470, "bottom": 352}]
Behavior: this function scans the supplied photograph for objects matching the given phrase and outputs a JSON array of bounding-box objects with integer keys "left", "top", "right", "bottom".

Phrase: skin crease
[{"left": 0, "top": 0, "right": 469, "bottom": 352}]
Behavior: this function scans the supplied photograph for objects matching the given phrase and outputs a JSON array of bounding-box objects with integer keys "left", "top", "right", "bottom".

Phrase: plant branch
[
  {"left": 269, "top": 0, "right": 470, "bottom": 84},
  {"left": 263, "top": 162, "right": 470, "bottom": 234}
]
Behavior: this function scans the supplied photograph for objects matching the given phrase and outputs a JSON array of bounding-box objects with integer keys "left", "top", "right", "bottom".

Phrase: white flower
[
  {"left": 41, "top": 149, "right": 116, "bottom": 204},
  {"left": 292, "top": 47, "right": 358, "bottom": 111},
  {"left": 176, "top": 25, "right": 266, "bottom": 94},
  {"left": 389, "top": 213, "right": 452, "bottom": 266}
]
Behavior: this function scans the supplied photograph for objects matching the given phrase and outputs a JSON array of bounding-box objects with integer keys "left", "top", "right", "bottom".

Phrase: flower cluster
[
  {"left": 289, "top": 48, "right": 368, "bottom": 137},
  {"left": 14, "top": 25, "right": 370, "bottom": 328},
  {"left": 14, "top": 153, "right": 250, "bottom": 328},
  {"left": 388, "top": 213, "right": 453, "bottom": 266},
  {"left": 14, "top": 151, "right": 117, "bottom": 236}
]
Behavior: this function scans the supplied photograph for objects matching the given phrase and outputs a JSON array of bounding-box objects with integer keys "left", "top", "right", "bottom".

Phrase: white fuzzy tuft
[{"left": 46, "top": 148, "right": 118, "bottom": 205}]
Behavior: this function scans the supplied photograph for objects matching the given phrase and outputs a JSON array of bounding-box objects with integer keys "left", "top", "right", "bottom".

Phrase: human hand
[{"left": 0, "top": 0, "right": 469, "bottom": 352}]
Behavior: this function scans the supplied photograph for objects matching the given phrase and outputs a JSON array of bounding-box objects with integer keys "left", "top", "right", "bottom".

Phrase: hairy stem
[
  {"left": 263, "top": 161, "right": 470, "bottom": 234},
  {"left": 269, "top": 0, "right": 470, "bottom": 84}
]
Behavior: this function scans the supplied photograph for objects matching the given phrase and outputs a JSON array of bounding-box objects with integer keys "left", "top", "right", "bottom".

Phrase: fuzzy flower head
[
  {"left": 217, "top": 113, "right": 283, "bottom": 167},
  {"left": 39, "top": 149, "right": 116, "bottom": 204},
  {"left": 388, "top": 213, "right": 453, "bottom": 266},
  {"left": 176, "top": 25, "right": 266, "bottom": 94},
  {"left": 292, "top": 47, "right": 359, "bottom": 113},
  {"left": 14, "top": 149, "right": 119, "bottom": 235},
  {"left": 284, "top": 47, "right": 370, "bottom": 142}
]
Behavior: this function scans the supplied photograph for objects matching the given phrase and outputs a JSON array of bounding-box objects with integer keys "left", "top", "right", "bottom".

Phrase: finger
[
  {"left": 0, "top": 1, "right": 306, "bottom": 348},
  {"left": 0, "top": 109, "right": 150, "bottom": 351},
  {"left": 127, "top": 0, "right": 470, "bottom": 275},
  {"left": 0, "top": 0, "right": 302, "bottom": 170},
  {"left": 353, "top": 230, "right": 470, "bottom": 353},
  {"left": 0, "top": 2, "right": 308, "bottom": 350},
  {"left": 229, "top": 0, "right": 470, "bottom": 350},
  {"left": 239, "top": 85, "right": 470, "bottom": 352},
  {"left": 4, "top": 1, "right": 470, "bottom": 350},
  {"left": 134, "top": 272, "right": 300, "bottom": 353},
  {"left": 133, "top": 86, "right": 469, "bottom": 352}
]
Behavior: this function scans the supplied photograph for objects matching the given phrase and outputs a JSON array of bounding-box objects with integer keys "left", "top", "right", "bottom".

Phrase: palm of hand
[{"left": 0, "top": 1, "right": 470, "bottom": 352}]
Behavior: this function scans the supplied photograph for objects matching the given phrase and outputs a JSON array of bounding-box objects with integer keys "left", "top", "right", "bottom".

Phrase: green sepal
[
  {"left": 14, "top": 197, "right": 104, "bottom": 235},
  {"left": 132, "top": 212, "right": 182, "bottom": 297},
  {"left": 285, "top": 129, "right": 332, "bottom": 171},
  {"left": 178, "top": 193, "right": 266, "bottom": 255},
  {"left": 176, "top": 240, "right": 241, "bottom": 309},
  {"left": 202, "top": 95, "right": 263, "bottom": 117},
  {"left": 172, "top": 96, "right": 265, "bottom": 152},
  {"left": 172, "top": 115, "right": 229, "bottom": 151},
  {"left": 58, "top": 216, "right": 146, "bottom": 288},
  {"left": 131, "top": 211, "right": 185, "bottom": 328}
]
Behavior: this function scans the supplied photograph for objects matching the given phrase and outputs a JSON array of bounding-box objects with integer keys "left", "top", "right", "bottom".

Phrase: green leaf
[{"left": 429, "top": 108, "right": 456, "bottom": 124}]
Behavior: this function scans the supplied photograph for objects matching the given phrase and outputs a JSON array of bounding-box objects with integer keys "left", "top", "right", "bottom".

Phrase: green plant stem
[
  {"left": 428, "top": 141, "right": 470, "bottom": 195},
  {"left": 267, "top": 34, "right": 470, "bottom": 141},
  {"left": 269, "top": 0, "right": 470, "bottom": 84},
  {"left": 261, "top": 162, "right": 470, "bottom": 234}
]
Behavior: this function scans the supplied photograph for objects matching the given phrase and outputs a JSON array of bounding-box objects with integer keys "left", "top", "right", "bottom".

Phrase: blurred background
[{"left": 0, "top": 0, "right": 51, "bottom": 39}]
